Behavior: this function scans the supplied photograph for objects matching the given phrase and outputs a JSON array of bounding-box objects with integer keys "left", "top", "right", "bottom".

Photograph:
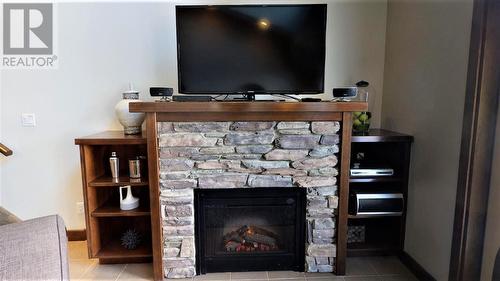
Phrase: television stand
[
  {"left": 225, "top": 94, "right": 285, "bottom": 102},
  {"left": 228, "top": 93, "right": 301, "bottom": 102},
  {"left": 230, "top": 93, "right": 255, "bottom": 101}
]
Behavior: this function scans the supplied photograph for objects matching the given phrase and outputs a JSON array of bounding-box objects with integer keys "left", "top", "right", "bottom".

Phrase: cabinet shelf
[
  {"left": 348, "top": 214, "right": 404, "bottom": 219},
  {"left": 349, "top": 177, "right": 403, "bottom": 183},
  {"left": 89, "top": 175, "right": 149, "bottom": 187},
  {"left": 351, "top": 129, "right": 414, "bottom": 143},
  {"left": 95, "top": 240, "right": 152, "bottom": 259},
  {"left": 75, "top": 131, "right": 147, "bottom": 145},
  {"left": 347, "top": 242, "right": 400, "bottom": 256},
  {"left": 92, "top": 204, "right": 150, "bottom": 218}
]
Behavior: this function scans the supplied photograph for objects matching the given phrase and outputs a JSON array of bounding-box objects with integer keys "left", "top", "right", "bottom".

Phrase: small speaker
[
  {"left": 332, "top": 87, "right": 357, "bottom": 101},
  {"left": 349, "top": 193, "right": 404, "bottom": 217},
  {"left": 150, "top": 87, "right": 173, "bottom": 97}
]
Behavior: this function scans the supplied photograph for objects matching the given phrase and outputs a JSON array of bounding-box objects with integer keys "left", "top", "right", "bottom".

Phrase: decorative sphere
[{"left": 121, "top": 229, "right": 142, "bottom": 250}]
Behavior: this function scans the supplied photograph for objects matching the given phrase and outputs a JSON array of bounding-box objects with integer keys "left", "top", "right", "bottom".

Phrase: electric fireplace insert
[{"left": 194, "top": 188, "right": 306, "bottom": 274}]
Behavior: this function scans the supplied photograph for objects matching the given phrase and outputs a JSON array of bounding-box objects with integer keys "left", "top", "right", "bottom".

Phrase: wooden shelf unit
[
  {"left": 75, "top": 131, "right": 153, "bottom": 263},
  {"left": 96, "top": 239, "right": 153, "bottom": 259},
  {"left": 347, "top": 129, "right": 413, "bottom": 257},
  {"left": 89, "top": 175, "right": 149, "bottom": 187},
  {"left": 92, "top": 203, "right": 151, "bottom": 218}
]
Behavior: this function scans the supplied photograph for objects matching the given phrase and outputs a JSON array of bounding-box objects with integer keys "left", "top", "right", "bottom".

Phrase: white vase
[
  {"left": 119, "top": 185, "right": 140, "bottom": 210},
  {"left": 115, "top": 90, "right": 145, "bottom": 135}
]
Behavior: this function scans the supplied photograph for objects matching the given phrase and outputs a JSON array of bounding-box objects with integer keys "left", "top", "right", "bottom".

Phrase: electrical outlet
[
  {"left": 76, "top": 202, "right": 85, "bottom": 214},
  {"left": 21, "top": 113, "right": 36, "bottom": 127}
]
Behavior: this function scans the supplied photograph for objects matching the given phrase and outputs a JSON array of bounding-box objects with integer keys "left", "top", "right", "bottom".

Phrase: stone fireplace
[{"left": 158, "top": 121, "right": 339, "bottom": 279}]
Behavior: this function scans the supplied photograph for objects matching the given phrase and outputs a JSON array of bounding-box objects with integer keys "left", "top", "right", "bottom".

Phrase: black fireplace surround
[{"left": 194, "top": 188, "right": 306, "bottom": 274}]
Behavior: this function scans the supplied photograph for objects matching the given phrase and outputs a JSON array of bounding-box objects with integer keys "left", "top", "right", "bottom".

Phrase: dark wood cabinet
[
  {"left": 75, "top": 131, "right": 153, "bottom": 263},
  {"left": 347, "top": 129, "right": 413, "bottom": 256}
]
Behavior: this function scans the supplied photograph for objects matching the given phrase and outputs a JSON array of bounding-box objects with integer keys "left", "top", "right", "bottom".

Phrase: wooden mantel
[
  {"left": 130, "top": 101, "right": 367, "bottom": 281},
  {"left": 130, "top": 101, "right": 367, "bottom": 122}
]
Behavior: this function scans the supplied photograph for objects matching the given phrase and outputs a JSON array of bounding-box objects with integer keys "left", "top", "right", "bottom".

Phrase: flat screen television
[{"left": 176, "top": 5, "right": 327, "bottom": 95}]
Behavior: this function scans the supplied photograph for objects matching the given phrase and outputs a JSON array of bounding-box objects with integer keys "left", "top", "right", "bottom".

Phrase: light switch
[
  {"left": 76, "top": 202, "right": 85, "bottom": 214},
  {"left": 21, "top": 113, "right": 36, "bottom": 127}
]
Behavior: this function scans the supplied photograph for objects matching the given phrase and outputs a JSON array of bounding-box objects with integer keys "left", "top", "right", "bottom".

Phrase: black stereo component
[
  {"left": 332, "top": 87, "right": 357, "bottom": 101},
  {"left": 349, "top": 193, "right": 404, "bottom": 217},
  {"left": 150, "top": 87, "right": 173, "bottom": 101},
  {"left": 150, "top": 87, "right": 173, "bottom": 97},
  {"left": 172, "top": 95, "right": 212, "bottom": 102},
  {"left": 350, "top": 168, "right": 394, "bottom": 177}
]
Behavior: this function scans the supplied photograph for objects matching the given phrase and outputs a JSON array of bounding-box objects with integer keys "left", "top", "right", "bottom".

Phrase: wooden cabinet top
[
  {"left": 75, "top": 131, "right": 147, "bottom": 145},
  {"left": 129, "top": 101, "right": 368, "bottom": 122},
  {"left": 351, "top": 129, "right": 414, "bottom": 143},
  {"left": 129, "top": 101, "right": 368, "bottom": 113}
]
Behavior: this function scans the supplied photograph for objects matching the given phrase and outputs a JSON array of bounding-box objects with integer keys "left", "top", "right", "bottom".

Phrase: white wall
[
  {"left": 0, "top": 74, "right": 3, "bottom": 206},
  {"left": 480, "top": 103, "right": 500, "bottom": 281},
  {"left": 381, "top": 0, "right": 473, "bottom": 280},
  {"left": 0, "top": 1, "right": 388, "bottom": 229}
]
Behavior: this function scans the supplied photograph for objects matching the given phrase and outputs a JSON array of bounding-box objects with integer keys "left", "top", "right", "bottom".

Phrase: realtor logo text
[{"left": 2, "top": 3, "right": 57, "bottom": 69}]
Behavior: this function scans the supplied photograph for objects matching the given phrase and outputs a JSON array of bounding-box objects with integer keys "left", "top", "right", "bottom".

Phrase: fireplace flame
[{"left": 223, "top": 225, "right": 279, "bottom": 253}]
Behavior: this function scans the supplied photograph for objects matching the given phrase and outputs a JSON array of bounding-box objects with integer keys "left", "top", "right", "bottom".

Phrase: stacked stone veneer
[{"left": 158, "top": 121, "right": 340, "bottom": 279}]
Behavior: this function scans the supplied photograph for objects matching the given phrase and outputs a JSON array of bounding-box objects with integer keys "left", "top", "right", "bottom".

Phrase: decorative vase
[
  {"left": 119, "top": 185, "right": 140, "bottom": 210},
  {"left": 115, "top": 84, "right": 145, "bottom": 135},
  {"left": 353, "top": 111, "right": 372, "bottom": 134},
  {"left": 353, "top": 80, "right": 373, "bottom": 134}
]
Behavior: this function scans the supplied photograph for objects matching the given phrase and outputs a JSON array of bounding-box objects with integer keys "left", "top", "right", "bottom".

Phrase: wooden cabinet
[
  {"left": 347, "top": 129, "right": 413, "bottom": 256},
  {"left": 75, "top": 131, "right": 153, "bottom": 263}
]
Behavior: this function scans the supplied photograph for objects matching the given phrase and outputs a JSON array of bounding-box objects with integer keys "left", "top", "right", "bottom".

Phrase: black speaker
[
  {"left": 332, "top": 87, "right": 357, "bottom": 100},
  {"left": 349, "top": 193, "right": 404, "bottom": 217},
  {"left": 150, "top": 87, "right": 173, "bottom": 97}
]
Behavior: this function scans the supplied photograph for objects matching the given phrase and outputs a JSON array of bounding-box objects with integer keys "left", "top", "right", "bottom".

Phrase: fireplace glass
[{"left": 195, "top": 188, "right": 306, "bottom": 274}]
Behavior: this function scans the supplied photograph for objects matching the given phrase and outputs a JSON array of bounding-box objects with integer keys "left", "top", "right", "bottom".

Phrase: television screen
[{"left": 176, "top": 5, "right": 327, "bottom": 95}]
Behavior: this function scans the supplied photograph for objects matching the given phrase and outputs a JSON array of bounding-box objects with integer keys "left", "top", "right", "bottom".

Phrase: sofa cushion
[{"left": 0, "top": 215, "right": 69, "bottom": 280}]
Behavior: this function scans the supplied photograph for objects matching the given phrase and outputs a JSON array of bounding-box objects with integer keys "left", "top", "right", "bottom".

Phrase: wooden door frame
[{"left": 449, "top": 0, "right": 500, "bottom": 280}]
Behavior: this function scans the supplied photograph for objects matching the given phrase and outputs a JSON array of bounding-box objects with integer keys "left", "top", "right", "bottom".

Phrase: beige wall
[
  {"left": 381, "top": 0, "right": 473, "bottom": 280},
  {"left": 0, "top": 1, "right": 388, "bottom": 229},
  {"left": 480, "top": 103, "right": 500, "bottom": 281}
]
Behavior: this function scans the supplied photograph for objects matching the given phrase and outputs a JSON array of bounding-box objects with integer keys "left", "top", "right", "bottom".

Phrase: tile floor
[{"left": 69, "top": 241, "right": 419, "bottom": 281}]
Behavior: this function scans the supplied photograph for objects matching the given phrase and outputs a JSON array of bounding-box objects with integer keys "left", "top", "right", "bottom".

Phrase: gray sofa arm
[{"left": 0, "top": 215, "right": 69, "bottom": 281}]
